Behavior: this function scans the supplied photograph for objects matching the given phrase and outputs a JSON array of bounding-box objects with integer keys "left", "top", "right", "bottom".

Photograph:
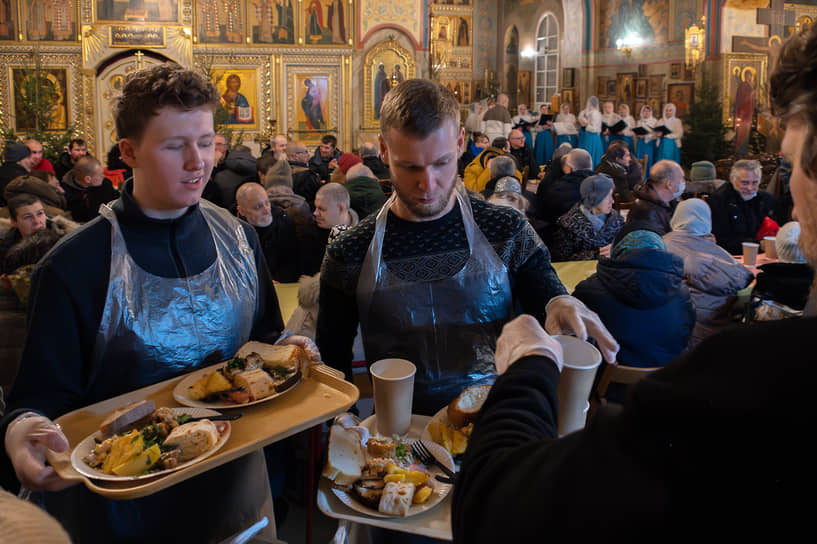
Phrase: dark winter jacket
[
  {"left": 537, "top": 168, "right": 594, "bottom": 225},
  {"left": 753, "top": 262, "right": 814, "bottom": 311},
  {"left": 344, "top": 175, "right": 387, "bottom": 220},
  {"left": 595, "top": 158, "right": 633, "bottom": 202},
  {"left": 251, "top": 207, "right": 299, "bottom": 283},
  {"left": 550, "top": 204, "right": 624, "bottom": 261},
  {"left": 510, "top": 144, "right": 538, "bottom": 181},
  {"left": 53, "top": 152, "right": 75, "bottom": 183},
  {"left": 573, "top": 248, "right": 695, "bottom": 367},
  {"left": 626, "top": 184, "right": 675, "bottom": 235},
  {"left": 707, "top": 183, "right": 778, "bottom": 255},
  {"left": 289, "top": 160, "right": 322, "bottom": 209},
  {"left": 309, "top": 147, "right": 342, "bottom": 183},
  {"left": 59, "top": 170, "right": 120, "bottom": 223},
  {"left": 209, "top": 148, "right": 257, "bottom": 211},
  {"left": 267, "top": 185, "right": 325, "bottom": 275},
  {"left": 363, "top": 156, "right": 390, "bottom": 180},
  {"left": 0, "top": 163, "right": 29, "bottom": 207}
]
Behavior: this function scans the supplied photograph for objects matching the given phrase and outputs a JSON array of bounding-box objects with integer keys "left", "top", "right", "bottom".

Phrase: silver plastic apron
[
  {"left": 62, "top": 200, "right": 276, "bottom": 543},
  {"left": 356, "top": 188, "right": 513, "bottom": 415},
  {"left": 92, "top": 199, "right": 257, "bottom": 386}
]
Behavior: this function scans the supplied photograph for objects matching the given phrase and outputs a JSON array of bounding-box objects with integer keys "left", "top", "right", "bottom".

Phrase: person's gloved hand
[
  {"left": 544, "top": 295, "right": 619, "bottom": 363},
  {"left": 5, "top": 414, "right": 75, "bottom": 492},
  {"left": 495, "top": 315, "right": 563, "bottom": 375},
  {"left": 277, "top": 332, "right": 322, "bottom": 365}
]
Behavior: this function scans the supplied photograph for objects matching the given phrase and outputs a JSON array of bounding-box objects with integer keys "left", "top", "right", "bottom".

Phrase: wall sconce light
[
  {"left": 685, "top": 16, "right": 706, "bottom": 70},
  {"left": 616, "top": 34, "right": 644, "bottom": 57},
  {"left": 521, "top": 47, "right": 536, "bottom": 59}
]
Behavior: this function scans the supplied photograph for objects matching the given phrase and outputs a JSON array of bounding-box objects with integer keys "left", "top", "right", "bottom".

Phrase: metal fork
[{"left": 410, "top": 440, "right": 457, "bottom": 481}]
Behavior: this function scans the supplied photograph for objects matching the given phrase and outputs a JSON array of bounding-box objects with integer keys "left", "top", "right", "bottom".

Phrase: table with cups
[{"left": 319, "top": 336, "right": 604, "bottom": 541}]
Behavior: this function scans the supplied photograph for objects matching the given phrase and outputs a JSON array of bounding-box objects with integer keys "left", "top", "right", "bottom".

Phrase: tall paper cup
[
  {"left": 763, "top": 236, "right": 777, "bottom": 259},
  {"left": 742, "top": 242, "right": 760, "bottom": 266},
  {"left": 555, "top": 336, "right": 602, "bottom": 436},
  {"left": 370, "top": 359, "right": 416, "bottom": 437}
]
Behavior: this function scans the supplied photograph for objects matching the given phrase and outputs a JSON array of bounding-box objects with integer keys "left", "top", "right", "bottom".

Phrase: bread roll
[
  {"left": 232, "top": 369, "right": 276, "bottom": 401},
  {"left": 322, "top": 424, "right": 366, "bottom": 486},
  {"left": 163, "top": 420, "right": 220, "bottom": 462},
  {"left": 447, "top": 384, "right": 492, "bottom": 429}
]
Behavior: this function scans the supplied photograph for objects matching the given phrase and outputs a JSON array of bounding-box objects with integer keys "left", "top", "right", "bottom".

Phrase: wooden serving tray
[{"left": 46, "top": 364, "right": 358, "bottom": 500}]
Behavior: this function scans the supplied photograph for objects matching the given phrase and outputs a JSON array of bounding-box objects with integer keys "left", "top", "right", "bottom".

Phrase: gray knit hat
[
  {"left": 494, "top": 176, "right": 522, "bottom": 194},
  {"left": 689, "top": 161, "right": 717, "bottom": 182},
  {"left": 264, "top": 158, "right": 293, "bottom": 188},
  {"left": 4, "top": 141, "right": 31, "bottom": 163},
  {"left": 580, "top": 174, "right": 614, "bottom": 208},
  {"left": 776, "top": 221, "right": 807, "bottom": 263}
]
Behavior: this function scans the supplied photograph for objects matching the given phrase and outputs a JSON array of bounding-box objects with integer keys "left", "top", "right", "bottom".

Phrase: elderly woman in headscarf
[
  {"left": 663, "top": 198, "right": 754, "bottom": 346},
  {"left": 572, "top": 227, "right": 695, "bottom": 367},
  {"left": 749, "top": 221, "right": 815, "bottom": 320},
  {"left": 577, "top": 96, "right": 604, "bottom": 167},
  {"left": 655, "top": 102, "right": 684, "bottom": 164},
  {"left": 550, "top": 174, "right": 624, "bottom": 261}
]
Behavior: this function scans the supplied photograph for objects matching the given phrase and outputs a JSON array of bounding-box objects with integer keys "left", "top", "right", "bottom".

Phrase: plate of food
[
  {"left": 322, "top": 414, "right": 454, "bottom": 519},
  {"left": 71, "top": 401, "right": 231, "bottom": 482},
  {"left": 421, "top": 384, "right": 491, "bottom": 459},
  {"left": 173, "top": 343, "right": 305, "bottom": 409}
]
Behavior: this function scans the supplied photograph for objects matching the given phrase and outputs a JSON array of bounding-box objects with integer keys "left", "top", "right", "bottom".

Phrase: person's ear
[
  {"left": 119, "top": 139, "right": 137, "bottom": 169},
  {"left": 378, "top": 133, "right": 390, "bottom": 166}
]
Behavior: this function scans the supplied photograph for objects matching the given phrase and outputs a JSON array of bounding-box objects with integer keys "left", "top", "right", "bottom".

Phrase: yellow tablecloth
[
  {"left": 274, "top": 282, "right": 300, "bottom": 324},
  {"left": 552, "top": 260, "right": 598, "bottom": 293},
  {"left": 273, "top": 261, "right": 599, "bottom": 324}
]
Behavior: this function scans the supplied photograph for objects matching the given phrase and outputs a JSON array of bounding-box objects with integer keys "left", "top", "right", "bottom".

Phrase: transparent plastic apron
[
  {"left": 57, "top": 200, "right": 274, "bottom": 542},
  {"left": 92, "top": 199, "right": 258, "bottom": 390},
  {"left": 356, "top": 189, "right": 513, "bottom": 415}
]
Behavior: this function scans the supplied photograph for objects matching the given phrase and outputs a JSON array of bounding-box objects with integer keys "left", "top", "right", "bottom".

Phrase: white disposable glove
[
  {"left": 276, "top": 331, "right": 322, "bottom": 365},
  {"left": 544, "top": 295, "right": 619, "bottom": 363},
  {"left": 495, "top": 315, "right": 564, "bottom": 375},
  {"left": 5, "top": 414, "right": 75, "bottom": 492}
]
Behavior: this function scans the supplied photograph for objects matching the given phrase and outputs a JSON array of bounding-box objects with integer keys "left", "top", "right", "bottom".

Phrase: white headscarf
[{"left": 670, "top": 198, "right": 711, "bottom": 236}]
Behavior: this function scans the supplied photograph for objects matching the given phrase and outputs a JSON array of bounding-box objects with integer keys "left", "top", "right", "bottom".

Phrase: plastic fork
[{"left": 410, "top": 440, "right": 457, "bottom": 481}]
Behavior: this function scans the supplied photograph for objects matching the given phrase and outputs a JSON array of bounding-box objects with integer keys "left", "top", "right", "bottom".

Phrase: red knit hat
[{"left": 337, "top": 153, "right": 362, "bottom": 174}]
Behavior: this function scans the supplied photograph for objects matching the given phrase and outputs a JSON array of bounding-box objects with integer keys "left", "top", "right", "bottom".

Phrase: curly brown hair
[
  {"left": 114, "top": 63, "right": 219, "bottom": 142},
  {"left": 379, "top": 79, "right": 460, "bottom": 142},
  {"left": 770, "top": 26, "right": 817, "bottom": 178}
]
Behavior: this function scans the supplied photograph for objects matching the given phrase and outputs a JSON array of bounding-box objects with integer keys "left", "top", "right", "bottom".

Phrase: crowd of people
[{"left": 0, "top": 27, "right": 812, "bottom": 540}]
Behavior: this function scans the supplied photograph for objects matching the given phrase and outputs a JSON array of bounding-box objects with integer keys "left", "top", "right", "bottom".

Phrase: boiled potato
[
  {"left": 404, "top": 471, "right": 429, "bottom": 486},
  {"left": 413, "top": 486, "right": 433, "bottom": 504},
  {"left": 112, "top": 444, "right": 162, "bottom": 476},
  {"left": 187, "top": 374, "right": 210, "bottom": 400},
  {"left": 387, "top": 463, "right": 408, "bottom": 475},
  {"left": 102, "top": 431, "right": 143, "bottom": 474},
  {"left": 205, "top": 370, "right": 233, "bottom": 396},
  {"left": 384, "top": 473, "right": 406, "bottom": 483},
  {"left": 451, "top": 427, "right": 468, "bottom": 456}
]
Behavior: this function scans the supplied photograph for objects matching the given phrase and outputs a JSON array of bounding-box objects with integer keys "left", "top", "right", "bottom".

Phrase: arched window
[{"left": 535, "top": 14, "right": 559, "bottom": 107}]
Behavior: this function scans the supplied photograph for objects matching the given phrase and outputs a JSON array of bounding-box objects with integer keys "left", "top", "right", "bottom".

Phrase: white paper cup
[
  {"left": 742, "top": 242, "right": 760, "bottom": 266},
  {"left": 555, "top": 336, "right": 602, "bottom": 437},
  {"left": 370, "top": 358, "right": 416, "bottom": 437},
  {"left": 763, "top": 236, "right": 777, "bottom": 260}
]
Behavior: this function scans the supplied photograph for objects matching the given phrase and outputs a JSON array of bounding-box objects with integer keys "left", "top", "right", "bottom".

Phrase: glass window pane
[
  {"left": 538, "top": 20, "right": 547, "bottom": 39},
  {"left": 548, "top": 36, "right": 558, "bottom": 50},
  {"left": 536, "top": 57, "right": 545, "bottom": 70},
  {"left": 536, "top": 89, "right": 545, "bottom": 102},
  {"left": 547, "top": 56, "right": 557, "bottom": 70},
  {"left": 546, "top": 72, "right": 556, "bottom": 86}
]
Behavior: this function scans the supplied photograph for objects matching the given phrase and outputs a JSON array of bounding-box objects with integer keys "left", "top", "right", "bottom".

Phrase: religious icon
[
  {"left": 250, "top": 0, "right": 295, "bottom": 44},
  {"left": 722, "top": 53, "right": 767, "bottom": 154},
  {"left": 12, "top": 68, "right": 69, "bottom": 132},
  {"left": 0, "top": 0, "right": 16, "bottom": 40},
  {"left": 597, "top": 76, "right": 608, "bottom": 97},
  {"left": 24, "top": 0, "right": 77, "bottom": 41},
  {"left": 373, "top": 64, "right": 389, "bottom": 120},
  {"left": 456, "top": 17, "right": 470, "bottom": 47},
  {"left": 364, "top": 39, "right": 415, "bottom": 128},
  {"left": 667, "top": 83, "right": 693, "bottom": 118},
  {"left": 304, "top": 0, "right": 346, "bottom": 45},
  {"left": 648, "top": 74, "right": 663, "bottom": 96},
  {"left": 635, "top": 78, "right": 648, "bottom": 98},
  {"left": 197, "top": 0, "right": 244, "bottom": 44},
  {"left": 296, "top": 75, "right": 330, "bottom": 132},
  {"left": 214, "top": 68, "right": 259, "bottom": 130},
  {"left": 96, "top": 0, "right": 179, "bottom": 23},
  {"left": 616, "top": 72, "right": 635, "bottom": 109}
]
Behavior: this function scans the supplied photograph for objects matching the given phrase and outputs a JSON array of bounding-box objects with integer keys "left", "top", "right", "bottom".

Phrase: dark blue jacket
[{"left": 573, "top": 248, "right": 695, "bottom": 367}]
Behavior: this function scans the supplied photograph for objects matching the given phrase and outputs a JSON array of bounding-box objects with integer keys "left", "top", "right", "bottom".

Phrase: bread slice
[
  {"left": 236, "top": 342, "right": 307, "bottom": 372},
  {"left": 446, "top": 384, "right": 492, "bottom": 429},
  {"left": 99, "top": 400, "right": 155, "bottom": 438},
  {"left": 163, "top": 420, "right": 220, "bottom": 462},
  {"left": 322, "top": 423, "right": 366, "bottom": 486},
  {"left": 378, "top": 481, "right": 415, "bottom": 516}
]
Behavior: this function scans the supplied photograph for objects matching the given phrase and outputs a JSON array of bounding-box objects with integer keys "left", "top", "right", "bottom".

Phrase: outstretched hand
[
  {"left": 5, "top": 414, "right": 76, "bottom": 492},
  {"left": 544, "top": 295, "right": 619, "bottom": 363},
  {"left": 494, "top": 315, "right": 564, "bottom": 375}
]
